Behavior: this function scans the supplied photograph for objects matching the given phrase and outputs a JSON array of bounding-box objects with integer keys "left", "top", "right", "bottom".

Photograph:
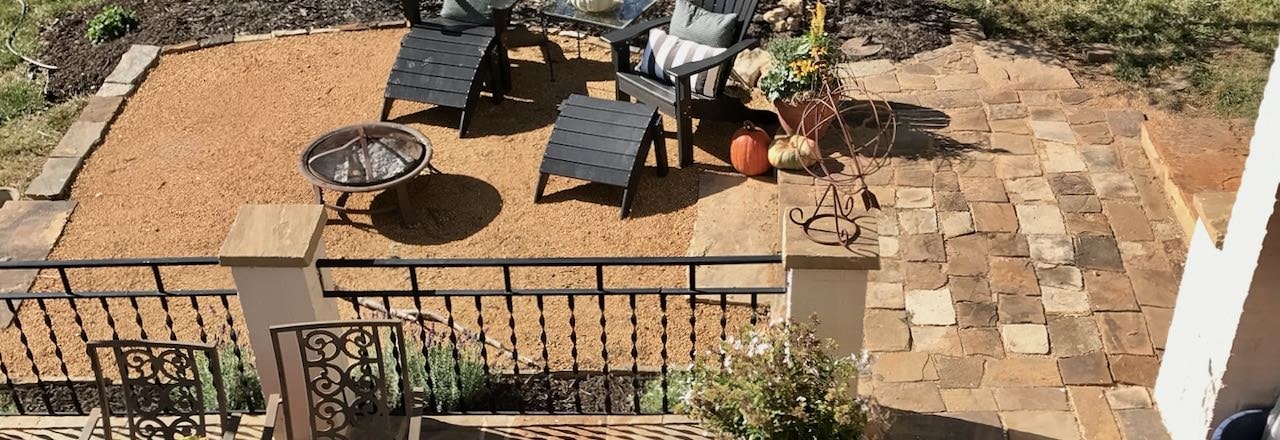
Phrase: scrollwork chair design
[
  {"left": 82, "top": 340, "right": 241, "bottom": 440},
  {"left": 265, "top": 320, "right": 420, "bottom": 440}
]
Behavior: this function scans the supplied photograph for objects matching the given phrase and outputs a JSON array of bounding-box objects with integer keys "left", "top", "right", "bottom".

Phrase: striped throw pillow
[{"left": 637, "top": 28, "right": 727, "bottom": 97}]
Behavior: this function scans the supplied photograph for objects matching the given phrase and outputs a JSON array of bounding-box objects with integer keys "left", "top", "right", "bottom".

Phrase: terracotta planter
[{"left": 773, "top": 99, "right": 836, "bottom": 139}]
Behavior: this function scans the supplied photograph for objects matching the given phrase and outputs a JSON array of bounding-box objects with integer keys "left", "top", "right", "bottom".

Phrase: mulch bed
[
  {"left": 40, "top": 0, "right": 406, "bottom": 98},
  {"left": 39, "top": 0, "right": 952, "bottom": 99}
]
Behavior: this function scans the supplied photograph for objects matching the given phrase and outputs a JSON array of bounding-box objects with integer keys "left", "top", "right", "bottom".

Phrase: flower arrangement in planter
[
  {"left": 679, "top": 317, "right": 879, "bottom": 439},
  {"left": 757, "top": 2, "right": 841, "bottom": 139}
]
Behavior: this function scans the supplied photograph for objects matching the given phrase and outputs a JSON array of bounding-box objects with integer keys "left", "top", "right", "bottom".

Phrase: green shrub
[
  {"left": 197, "top": 344, "right": 265, "bottom": 411},
  {"left": 86, "top": 5, "right": 139, "bottom": 44},
  {"left": 382, "top": 336, "right": 495, "bottom": 413},
  {"left": 0, "top": 75, "right": 44, "bottom": 123},
  {"left": 638, "top": 370, "right": 690, "bottom": 414},
  {"left": 680, "top": 318, "right": 876, "bottom": 439}
]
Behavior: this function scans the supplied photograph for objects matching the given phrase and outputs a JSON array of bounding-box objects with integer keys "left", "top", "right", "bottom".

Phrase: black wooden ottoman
[{"left": 534, "top": 94, "right": 667, "bottom": 218}]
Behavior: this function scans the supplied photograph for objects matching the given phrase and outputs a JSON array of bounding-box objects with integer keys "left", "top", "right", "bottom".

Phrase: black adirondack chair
[
  {"left": 382, "top": 0, "right": 516, "bottom": 136},
  {"left": 601, "top": 0, "right": 773, "bottom": 168}
]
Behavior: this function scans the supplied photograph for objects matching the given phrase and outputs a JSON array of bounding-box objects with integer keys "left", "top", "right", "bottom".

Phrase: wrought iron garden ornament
[{"left": 786, "top": 78, "right": 896, "bottom": 248}]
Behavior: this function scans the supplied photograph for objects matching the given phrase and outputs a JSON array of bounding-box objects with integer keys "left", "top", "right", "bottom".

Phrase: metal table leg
[{"left": 542, "top": 14, "right": 555, "bottom": 81}]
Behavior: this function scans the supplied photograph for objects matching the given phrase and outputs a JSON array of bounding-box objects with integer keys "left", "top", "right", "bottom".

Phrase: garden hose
[{"left": 5, "top": 0, "right": 58, "bottom": 70}]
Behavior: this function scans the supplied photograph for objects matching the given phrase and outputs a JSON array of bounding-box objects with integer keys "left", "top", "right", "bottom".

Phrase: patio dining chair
[
  {"left": 81, "top": 340, "right": 242, "bottom": 440},
  {"left": 382, "top": 0, "right": 519, "bottom": 137},
  {"left": 263, "top": 319, "right": 420, "bottom": 440},
  {"left": 601, "top": 0, "right": 772, "bottom": 167}
]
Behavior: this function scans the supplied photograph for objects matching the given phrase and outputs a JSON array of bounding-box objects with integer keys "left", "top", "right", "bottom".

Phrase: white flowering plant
[{"left": 680, "top": 317, "right": 877, "bottom": 439}]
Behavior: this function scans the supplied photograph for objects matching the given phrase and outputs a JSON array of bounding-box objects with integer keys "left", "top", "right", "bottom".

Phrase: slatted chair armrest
[
  {"left": 261, "top": 394, "right": 283, "bottom": 440},
  {"left": 407, "top": 416, "right": 424, "bottom": 440},
  {"left": 221, "top": 412, "right": 244, "bottom": 440},
  {"left": 77, "top": 407, "right": 102, "bottom": 440},
  {"left": 601, "top": 17, "right": 671, "bottom": 46},
  {"left": 668, "top": 38, "right": 757, "bottom": 79}
]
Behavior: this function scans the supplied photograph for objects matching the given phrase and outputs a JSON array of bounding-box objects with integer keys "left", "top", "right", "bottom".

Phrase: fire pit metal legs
[{"left": 311, "top": 184, "right": 415, "bottom": 226}]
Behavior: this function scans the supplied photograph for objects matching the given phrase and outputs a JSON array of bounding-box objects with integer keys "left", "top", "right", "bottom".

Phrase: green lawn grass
[
  {"left": 0, "top": 0, "right": 97, "bottom": 191},
  {"left": 944, "top": 0, "right": 1279, "bottom": 119}
]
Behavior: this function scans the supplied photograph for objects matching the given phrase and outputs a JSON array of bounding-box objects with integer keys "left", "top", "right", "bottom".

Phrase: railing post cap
[
  {"left": 779, "top": 183, "right": 881, "bottom": 271},
  {"left": 219, "top": 204, "right": 326, "bottom": 268}
]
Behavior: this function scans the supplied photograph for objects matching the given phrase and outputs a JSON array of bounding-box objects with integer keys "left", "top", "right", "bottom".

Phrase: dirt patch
[{"left": 1, "top": 30, "right": 777, "bottom": 380}]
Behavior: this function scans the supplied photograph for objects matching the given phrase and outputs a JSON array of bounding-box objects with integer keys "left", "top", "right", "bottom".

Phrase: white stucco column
[
  {"left": 219, "top": 204, "right": 338, "bottom": 440},
  {"left": 779, "top": 174, "right": 879, "bottom": 360},
  {"left": 1154, "top": 45, "right": 1280, "bottom": 439}
]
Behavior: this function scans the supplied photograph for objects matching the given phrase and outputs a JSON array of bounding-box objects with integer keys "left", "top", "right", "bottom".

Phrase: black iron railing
[
  {"left": 317, "top": 255, "right": 786, "bottom": 415},
  {"left": 0, "top": 258, "right": 258, "bottom": 415}
]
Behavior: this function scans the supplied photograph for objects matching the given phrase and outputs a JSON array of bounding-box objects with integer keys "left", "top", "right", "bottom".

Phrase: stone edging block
[
  {"left": 24, "top": 158, "right": 83, "bottom": 200},
  {"left": 49, "top": 121, "right": 108, "bottom": 159},
  {"left": 104, "top": 44, "right": 161, "bottom": 85},
  {"left": 271, "top": 29, "right": 308, "bottom": 38}
]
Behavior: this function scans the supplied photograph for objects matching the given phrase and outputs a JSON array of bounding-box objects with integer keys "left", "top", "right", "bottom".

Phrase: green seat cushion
[
  {"left": 441, "top": 0, "right": 494, "bottom": 25},
  {"left": 669, "top": 0, "right": 737, "bottom": 48}
]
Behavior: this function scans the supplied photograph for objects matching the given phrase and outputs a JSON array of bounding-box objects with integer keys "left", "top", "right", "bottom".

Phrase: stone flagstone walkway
[{"left": 845, "top": 38, "right": 1182, "bottom": 439}]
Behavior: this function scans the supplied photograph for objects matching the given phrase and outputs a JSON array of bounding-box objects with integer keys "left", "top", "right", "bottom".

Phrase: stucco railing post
[
  {"left": 1154, "top": 46, "right": 1280, "bottom": 439},
  {"left": 219, "top": 204, "right": 338, "bottom": 439},
  {"left": 779, "top": 177, "right": 880, "bottom": 361}
]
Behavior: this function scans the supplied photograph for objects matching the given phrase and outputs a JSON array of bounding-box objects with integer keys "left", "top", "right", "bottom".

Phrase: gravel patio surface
[{"left": 2, "top": 29, "right": 771, "bottom": 379}]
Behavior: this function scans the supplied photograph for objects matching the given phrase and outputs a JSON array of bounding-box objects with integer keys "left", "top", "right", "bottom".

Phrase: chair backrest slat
[
  {"left": 270, "top": 319, "right": 413, "bottom": 440},
  {"left": 87, "top": 340, "right": 229, "bottom": 440}
]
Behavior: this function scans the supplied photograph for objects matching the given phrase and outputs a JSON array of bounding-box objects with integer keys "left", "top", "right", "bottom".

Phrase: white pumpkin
[{"left": 570, "top": 0, "right": 615, "bottom": 12}]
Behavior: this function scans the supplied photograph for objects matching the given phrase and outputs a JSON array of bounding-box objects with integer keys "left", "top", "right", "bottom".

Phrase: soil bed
[
  {"left": 40, "top": 0, "right": 405, "bottom": 98},
  {"left": 40, "top": 0, "right": 952, "bottom": 98}
]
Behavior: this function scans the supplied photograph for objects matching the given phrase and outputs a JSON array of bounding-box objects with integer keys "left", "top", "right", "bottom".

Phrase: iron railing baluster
[
  {"left": 471, "top": 295, "right": 495, "bottom": 412},
  {"left": 0, "top": 341, "right": 24, "bottom": 414},
  {"left": 409, "top": 267, "right": 438, "bottom": 411},
  {"left": 442, "top": 296, "right": 465, "bottom": 409},
  {"left": 7, "top": 299, "right": 53, "bottom": 414},
  {"left": 536, "top": 295, "right": 552, "bottom": 413},
  {"left": 56, "top": 269, "right": 90, "bottom": 414},
  {"left": 628, "top": 292, "right": 639, "bottom": 414},
  {"left": 659, "top": 292, "right": 669, "bottom": 413},
  {"left": 151, "top": 265, "right": 178, "bottom": 341},
  {"left": 501, "top": 266, "right": 521, "bottom": 413},
  {"left": 567, "top": 294, "right": 581, "bottom": 413}
]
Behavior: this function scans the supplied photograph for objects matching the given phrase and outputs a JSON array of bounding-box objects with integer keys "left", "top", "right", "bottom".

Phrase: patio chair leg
[
  {"left": 380, "top": 98, "right": 394, "bottom": 121},
  {"left": 490, "top": 56, "right": 506, "bottom": 104},
  {"left": 533, "top": 173, "right": 549, "bottom": 202},
  {"left": 458, "top": 108, "right": 474, "bottom": 137},
  {"left": 675, "top": 114, "right": 693, "bottom": 168},
  {"left": 620, "top": 186, "right": 636, "bottom": 218},
  {"left": 651, "top": 116, "right": 668, "bottom": 177},
  {"left": 615, "top": 87, "right": 630, "bottom": 102}
]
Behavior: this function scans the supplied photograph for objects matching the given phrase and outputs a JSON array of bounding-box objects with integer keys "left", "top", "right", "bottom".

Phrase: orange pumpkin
[{"left": 730, "top": 121, "right": 772, "bottom": 176}]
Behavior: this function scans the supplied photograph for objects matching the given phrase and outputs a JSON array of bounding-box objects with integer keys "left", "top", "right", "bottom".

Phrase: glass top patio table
[{"left": 539, "top": 0, "right": 658, "bottom": 30}]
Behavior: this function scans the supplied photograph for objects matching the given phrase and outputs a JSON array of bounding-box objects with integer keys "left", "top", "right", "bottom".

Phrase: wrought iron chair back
[
  {"left": 268, "top": 319, "right": 417, "bottom": 440},
  {"left": 85, "top": 339, "right": 234, "bottom": 440}
]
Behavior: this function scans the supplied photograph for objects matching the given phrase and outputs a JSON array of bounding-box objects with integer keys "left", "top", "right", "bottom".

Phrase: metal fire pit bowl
[{"left": 298, "top": 122, "right": 434, "bottom": 224}]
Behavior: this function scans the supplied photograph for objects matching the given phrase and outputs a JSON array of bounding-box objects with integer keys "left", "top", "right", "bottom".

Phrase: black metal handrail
[
  {"left": 317, "top": 254, "right": 781, "bottom": 268},
  {"left": 0, "top": 257, "right": 254, "bottom": 416},
  {"left": 318, "top": 255, "right": 786, "bottom": 415}
]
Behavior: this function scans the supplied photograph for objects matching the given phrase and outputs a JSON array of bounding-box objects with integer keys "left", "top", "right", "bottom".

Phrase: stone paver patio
[{"left": 848, "top": 38, "right": 1181, "bottom": 439}]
